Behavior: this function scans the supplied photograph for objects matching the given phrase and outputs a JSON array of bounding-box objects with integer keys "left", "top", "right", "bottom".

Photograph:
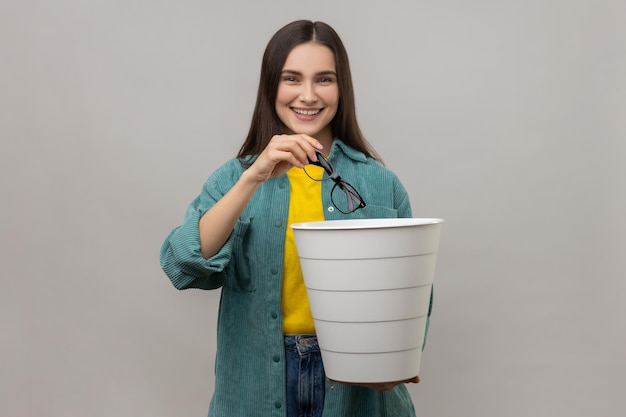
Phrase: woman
[{"left": 160, "top": 20, "right": 426, "bottom": 417}]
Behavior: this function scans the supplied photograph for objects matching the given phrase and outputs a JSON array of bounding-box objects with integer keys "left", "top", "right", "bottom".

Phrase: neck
[{"left": 316, "top": 126, "right": 334, "bottom": 152}]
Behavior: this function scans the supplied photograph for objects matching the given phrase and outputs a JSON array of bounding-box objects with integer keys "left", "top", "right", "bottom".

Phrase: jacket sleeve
[
  {"left": 159, "top": 161, "right": 241, "bottom": 290},
  {"left": 392, "top": 173, "right": 412, "bottom": 218}
]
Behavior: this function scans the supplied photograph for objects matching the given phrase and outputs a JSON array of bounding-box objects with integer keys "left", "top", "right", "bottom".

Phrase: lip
[{"left": 291, "top": 107, "right": 323, "bottom": 121}]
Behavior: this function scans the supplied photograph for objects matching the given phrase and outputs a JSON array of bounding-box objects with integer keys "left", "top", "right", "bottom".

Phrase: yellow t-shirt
[{"left": 282, "top": 165, "right": 325, "bottom": 334}]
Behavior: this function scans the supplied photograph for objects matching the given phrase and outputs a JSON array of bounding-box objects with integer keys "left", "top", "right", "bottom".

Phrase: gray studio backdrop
[{"left": 1, "top": 1, "right": 624, "bottom": 416}]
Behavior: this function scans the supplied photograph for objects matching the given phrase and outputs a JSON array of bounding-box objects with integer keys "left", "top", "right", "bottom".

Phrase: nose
[{"left": 299, "top": 81, "right": 318, "bottom": 103}]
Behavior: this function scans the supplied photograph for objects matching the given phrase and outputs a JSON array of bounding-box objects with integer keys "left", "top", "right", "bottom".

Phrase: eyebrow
[{"left": 281, "top": 69, "right": 337, "bottom": 77}]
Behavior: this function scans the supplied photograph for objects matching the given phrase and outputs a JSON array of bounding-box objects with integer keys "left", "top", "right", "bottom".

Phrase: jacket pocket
[
  {"left": 224, "top": 217, "right": 256, "bottom": 292},
  {"left": 361, "top": 204, "right": 399, "bottom": 219}
]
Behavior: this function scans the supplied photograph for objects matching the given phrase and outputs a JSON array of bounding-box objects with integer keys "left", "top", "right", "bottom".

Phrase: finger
[
  {"left": 281, "top": 134, "right": 324, "bottom": 164},
  {"left": 300, "top": 135, "right": 325, "bottom": 162},
  {"left": 295, "top": 134, "right": 324, "bottom": 150},
  {"left": 271, "top": 148, "right": 306, "bottom": 170},
  {"left": 327, "top": 379, "right": 410, "bottom": 391},
  {"left": 289, "top": 135, "right": 321, "bottom": 166},
  {"left": 263, "top": 138, "right": 304, "bottom": 167}
]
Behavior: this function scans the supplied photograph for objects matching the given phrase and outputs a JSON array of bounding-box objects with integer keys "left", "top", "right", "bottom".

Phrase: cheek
[
  {"left": 324, "top": 87, "right": 340, "bottom": 108},
  {"left": 325, "top": 97, "right": 339, "bottom": 120},
  {"left": 276, "top": 85, "right": 297, "bottom": 104},
  {"left": 275, "top": 88, "right": 286, "bottom": 105}
]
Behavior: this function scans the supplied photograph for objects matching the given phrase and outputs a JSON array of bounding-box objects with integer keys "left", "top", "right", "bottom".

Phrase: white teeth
[{"left": 293, "top": 108, "right": 320, "bottom": 116}]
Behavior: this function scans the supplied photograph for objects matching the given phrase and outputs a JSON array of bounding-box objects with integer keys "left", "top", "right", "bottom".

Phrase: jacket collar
[{"left": 330, "top": 138, "right": 368, "bottom": 163}]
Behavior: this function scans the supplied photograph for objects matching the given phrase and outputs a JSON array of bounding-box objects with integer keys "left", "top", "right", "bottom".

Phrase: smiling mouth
[{"left": 292, "top": 108, "right": 322, "bottom": 116}]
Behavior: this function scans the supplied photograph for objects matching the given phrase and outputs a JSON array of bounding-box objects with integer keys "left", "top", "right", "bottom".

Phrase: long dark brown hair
[{"left": 237, "top": 20, "right": 380, "bottom": 163}]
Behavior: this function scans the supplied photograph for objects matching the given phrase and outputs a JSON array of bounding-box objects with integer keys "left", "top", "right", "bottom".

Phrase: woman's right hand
[
  {"left": 246, "top": 134, "right": 324, "bottom": 183},
  {"left": 198, "top": 134, "right": 323, "bottom": 259}
]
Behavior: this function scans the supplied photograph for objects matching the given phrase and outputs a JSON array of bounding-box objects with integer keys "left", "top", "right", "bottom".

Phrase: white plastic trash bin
[{"left": 291, "top": 218, "right": 444, "bottom": 383}]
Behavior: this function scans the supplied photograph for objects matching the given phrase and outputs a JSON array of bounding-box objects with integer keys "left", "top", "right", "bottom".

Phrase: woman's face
[{"left": 275, "top": 42, "right": 339, "bottom": 146}]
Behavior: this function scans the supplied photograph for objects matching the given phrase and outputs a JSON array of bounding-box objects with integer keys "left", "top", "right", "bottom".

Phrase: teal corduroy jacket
[{"left": 160, "top": 140, "right": 425, "bottom": 417}]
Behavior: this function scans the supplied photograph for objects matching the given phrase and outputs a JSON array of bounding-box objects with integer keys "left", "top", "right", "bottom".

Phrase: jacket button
[
  {"left": 275, "top": 401, "right": 282, "bottom": 409},
  {"left": 327, "top": 206, "right": 334, "bottom": 212},
  {"left": 273, "top": 355, "right": 280, "bottom": 362}
]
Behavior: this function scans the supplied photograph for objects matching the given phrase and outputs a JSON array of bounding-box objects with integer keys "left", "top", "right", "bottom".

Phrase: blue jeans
[{"left": 284, "top": 335, "right": 326, "bottom": 417}]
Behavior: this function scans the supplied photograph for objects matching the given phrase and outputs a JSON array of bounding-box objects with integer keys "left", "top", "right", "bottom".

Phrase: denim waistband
[{"left": 284, "top": 334, "right": 320, "bottom": 355}]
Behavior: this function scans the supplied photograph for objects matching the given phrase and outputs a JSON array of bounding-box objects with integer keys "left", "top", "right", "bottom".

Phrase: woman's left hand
[{"left": 331, "top": 375, "right": 420, "bottom": 391}]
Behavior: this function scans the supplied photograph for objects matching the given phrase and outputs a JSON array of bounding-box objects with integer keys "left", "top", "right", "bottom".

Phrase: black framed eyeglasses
[{"left": 304, "top": 149, "right": 367, "bottom": 214}]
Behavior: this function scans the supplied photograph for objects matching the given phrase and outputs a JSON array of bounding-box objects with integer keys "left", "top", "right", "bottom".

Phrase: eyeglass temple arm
[
  {"left": 307, "top": 149, "right": 325, "bottom": 167},
  {"left": 308, "top": 150, "right": 338, "bottom": 179},
  {"left": 308, "top": 150, "right": 366, "bottom": 212},
  {"left": 334, "top": 182, "right": 367, "bottom": 211}
]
